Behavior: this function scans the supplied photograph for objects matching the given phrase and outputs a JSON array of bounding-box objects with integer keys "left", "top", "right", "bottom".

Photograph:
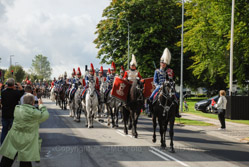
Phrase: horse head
[
  {"left": 88, "top": 81, "right": 96, "bottom": 98},
  {"left": 130, "top": 77, "right": 144, "bottom": 102}
]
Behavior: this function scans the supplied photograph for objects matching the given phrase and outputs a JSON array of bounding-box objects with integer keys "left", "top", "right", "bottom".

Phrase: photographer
[
  {"left": 1, "top": 78, "right": 24, "bottom": 144},
  {"left": 0, "top": 94, "right": 49, "bottom": 167}
]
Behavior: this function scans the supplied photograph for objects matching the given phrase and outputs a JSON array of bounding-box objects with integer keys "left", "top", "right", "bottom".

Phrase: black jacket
[{"left": 1, "top": 88, "right": 24, "bottom": 119}]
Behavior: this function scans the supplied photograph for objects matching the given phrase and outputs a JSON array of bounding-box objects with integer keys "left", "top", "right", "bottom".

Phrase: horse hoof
[
  {"left": 134, "top": 134, "right": 138, "bottom": 138},
  {"left": 124, "top": 130, "right": 128, "bottom": 135},
  {"left": 116, "top": 125, "right": 119, "bottom": 128},
  {"left": 85, "top": 124, "right": 88, "bottom": 127},
  {"left": 169, "top": 147, "right": 175, "bottom": 153},
  {"left": 112, "top": 125, "right": 115, "bottom": 128},
  {"left": 152, "top": 139, "right": 156, "bottom": 143},
  {"left": 161, "top": 143, "right": 166, "bottom": 149}
]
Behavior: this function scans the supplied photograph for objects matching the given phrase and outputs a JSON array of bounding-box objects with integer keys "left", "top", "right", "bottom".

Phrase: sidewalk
[{"left": 179, "top": 112, "right": 249, "bottom": 144}]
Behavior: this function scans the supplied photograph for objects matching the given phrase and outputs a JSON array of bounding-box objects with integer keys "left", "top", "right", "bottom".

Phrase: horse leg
[
  {"left": 158, "top": 117, "right": 165, "bottom": 148},
  {"left": 169, "top": 118, "right": 175, "bottom": 153},
  {"left": 133, "top": 111, "right": 140, "bottom": 138},
  {"left": 115, "top": 107, "right": 119, "bottom": 128},
  {"left": 152, "top": 114, "right": 157, "bottom": 143},
  {"left": 84, "top": 107, "right": 88, "bottom": 127},
  {"left": 123, "top": 107, "right": 129, "bottom": 135},
  {"left": 128, "top": 114, "right": 132, "bottom": 130},
  {"left": 107, "top": 106, "right": 111, "bottom": 126},
  {"left": 110, "top": 107, "right": 115, "bottom": 128}
]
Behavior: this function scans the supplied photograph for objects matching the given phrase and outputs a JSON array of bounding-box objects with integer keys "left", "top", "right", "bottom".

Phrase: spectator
[
  {"left": 0, "top": 93, "right": 49, "bottom": 167},
  {"left": 1, "top": 78, "right": 24, "bottom": 144},
  {"left": 215, "top": 90, "right": 227, "bottom": 130},
  {"left": 20, "top": 85, "right": 32, "bottom": 104}
]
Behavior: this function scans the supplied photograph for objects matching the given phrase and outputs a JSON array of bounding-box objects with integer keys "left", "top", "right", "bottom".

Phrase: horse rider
[
  {"left": 104, "top": 62, "right": 116, "bottom": 100},
  {"left": 97, "top": 66, "right": 106, "bottom": 86},
  {"left": 81, "top": 63, "right": 100, "bottom": 101},
  {"left": 123, "top": 54, "right": 142, "bottom": 82},
  {"left": 149, "top": 48, "right": 181, "bottom": 118},
  {"left": 119, "top": 66, "right": 125, "bottom": 79}
]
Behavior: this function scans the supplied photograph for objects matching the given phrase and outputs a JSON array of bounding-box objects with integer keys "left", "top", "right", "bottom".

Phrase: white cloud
[{"left": 0, "top": 0, "right": 111, "bottom": 78}]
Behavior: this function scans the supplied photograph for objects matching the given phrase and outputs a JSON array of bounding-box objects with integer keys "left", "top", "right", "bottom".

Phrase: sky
[{"left": 0, "top": 0, "right": 111, "bottom": 78}]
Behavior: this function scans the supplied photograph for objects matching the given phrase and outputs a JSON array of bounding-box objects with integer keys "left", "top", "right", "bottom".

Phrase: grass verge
[
  {"left": 175, "top": 118, "right": 213, "bottom": 126},
  {"left": 184, "top": 97, "right": 249, "bottom": 125}
]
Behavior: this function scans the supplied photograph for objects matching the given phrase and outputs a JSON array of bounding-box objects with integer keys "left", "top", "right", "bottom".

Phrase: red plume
[
  {"left": 100, "top": 66, "right": 103, "bottom": 73},
  {"left": 90, "top": 63, "right": 95, "bottom": 74},
  {"left": 111, "top": 62, "right": 116, "bottom": 72},
  {"left": 108, "top": 68, "right": 111, "bottom": 74},
  {"left": 73, "top": 68, "right": 76, "bottom": 75},
  {"left": 77, "top": 67, "right": 81, "bottom": 76}
]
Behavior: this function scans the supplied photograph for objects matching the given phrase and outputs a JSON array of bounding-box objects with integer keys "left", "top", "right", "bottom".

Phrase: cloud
[{"left": 0, "top": 0, "right": 110, "bottom": 78}]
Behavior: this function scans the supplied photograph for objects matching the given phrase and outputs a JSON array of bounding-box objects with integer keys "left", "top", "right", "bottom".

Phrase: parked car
[{"left": 195, "top": 95, "right": 219, "bottom": 113}]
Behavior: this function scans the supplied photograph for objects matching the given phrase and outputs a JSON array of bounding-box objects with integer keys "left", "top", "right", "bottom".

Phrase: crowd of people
[{"left": 0, "top": 78, "right": 49, "bottom": 167}]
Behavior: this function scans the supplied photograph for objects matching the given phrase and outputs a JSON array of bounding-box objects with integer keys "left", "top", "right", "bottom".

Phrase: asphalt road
[{"left": 33, "top": 99, "right": 249, "bottom": 167}]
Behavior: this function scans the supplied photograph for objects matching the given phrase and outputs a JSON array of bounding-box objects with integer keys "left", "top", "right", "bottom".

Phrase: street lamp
[
  {"left": 10, "top": 55, "right": 14, "bottom": 68},
  {"left": 229, "top": 0, "right": 235, "bottom": 96},
  {"left": 180, "top": 0, "right": 185, "bottom": 113},
  {"left": 109, "top": 18, "right": 130, "bottom": 69}
]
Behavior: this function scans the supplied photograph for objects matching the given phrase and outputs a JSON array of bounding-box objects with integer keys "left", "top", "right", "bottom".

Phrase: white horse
[
  {"left": 85, "top": 82, "right": 99, "bottom": 128},
  {"left": 74, "top": 85, "right": 84, "bottom": 122},
  {"left": 98, "top": 81, "right": 108, "bottom": 120}
]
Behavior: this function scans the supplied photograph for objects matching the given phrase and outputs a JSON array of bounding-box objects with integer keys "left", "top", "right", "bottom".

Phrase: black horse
[
  {"left": 150, "top": 79, "right": 178, "bottom": 152},
  {"left": 123, "top": 78, "right": 144, "bottom": 138},
  {"left": 59, "top": 84, "right": 69, "bottom": 110}
]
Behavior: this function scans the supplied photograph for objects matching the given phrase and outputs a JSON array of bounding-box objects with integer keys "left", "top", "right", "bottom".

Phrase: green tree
[
  {"left": 94, "top": 0, "right": 184, "bottom": 78},
  {"left": 30, "top": 54, "right": 52, "bottom": 80},
  {"left": 4, "top": 65, "right": 26, "bottom": 83},
  {"left": 183, "top": 0, "right": 249, "bottom": 89}
]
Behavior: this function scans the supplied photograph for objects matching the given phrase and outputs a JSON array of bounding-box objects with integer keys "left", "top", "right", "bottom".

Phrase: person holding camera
[
  {"left": 1, "top": 78, "right": 24, "bottom": 144},
  {"left": 0, "top": 93, "right": 49, "bottom": 167}
]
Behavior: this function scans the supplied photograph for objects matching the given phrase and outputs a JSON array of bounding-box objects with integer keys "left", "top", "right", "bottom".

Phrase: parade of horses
[{"left": 22, "top": 48, "right": 181, "bottom": 153}]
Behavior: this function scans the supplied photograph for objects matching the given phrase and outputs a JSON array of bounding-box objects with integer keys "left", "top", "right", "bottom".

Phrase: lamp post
[
  {"left": 10, "top": 55, "right": 14, "bottom": 68},
  {"left": 180, "top": 0, "right": 184, "bottom": 113},
  {"left": 229, "top": 0, "right": 235, "bottom": 96},
  {"left": 109, "top": 18, "right": 130, "bottom": 69}
]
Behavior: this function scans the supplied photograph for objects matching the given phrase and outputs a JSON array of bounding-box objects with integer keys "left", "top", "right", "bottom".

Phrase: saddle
[{"left": 152, "top": 88, "right": 163, "bottom": 104}]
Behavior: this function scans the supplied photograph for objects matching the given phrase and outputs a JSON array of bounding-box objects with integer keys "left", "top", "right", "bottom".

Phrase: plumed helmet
[
  {"left": 120, "top": 66, "right": 125, "bottom": 73},
  {"left": 130, "top": 54, "right": 137, "bottom": 67},
  {"left": 77, "top": 67, "right": 81, "bottom": 77},
  {"left": 72, "top": 68, "right": 76, "bottom": 76},
  {"left": 160, "top": 48, "right": 171, "bottom": 65},
  {"left": 99, "top": 66, "right": 103, "bottom": 73},
  {"left": 107, "top": 68, "right": 111, "bottom": 74},
  {"left": 89, "top": 63, "right": 95, "bottom": 74},
  {"left": 111, "top": 62, "right": 116, "bottom": 72}
]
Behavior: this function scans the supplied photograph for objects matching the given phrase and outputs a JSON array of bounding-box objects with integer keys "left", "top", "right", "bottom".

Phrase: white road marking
[
  {"left": 117, "top": 130, "right": 133, "bottom": 138},
  {"left": 150, "top": 146, "right": 189, "bottom": 167},
  {"left": 116, "top": 131, "right": 126, "bottom": 136},
  {"left": 149, "top": 150, "right": 170, "bottom": 161}
]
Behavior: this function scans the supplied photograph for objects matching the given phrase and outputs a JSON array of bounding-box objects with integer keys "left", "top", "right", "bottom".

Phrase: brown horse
[{"left": 123, "top": 79, "right": 144, "bottom": 138}]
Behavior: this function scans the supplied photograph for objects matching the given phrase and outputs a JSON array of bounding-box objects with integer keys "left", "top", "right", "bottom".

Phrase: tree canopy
[
  {"left": 94, "top": 0, "right": 249, "bottom": 91},
  {"left": 4, "top": 65, "right": 26, "bottom": 83},
  {"left": 30, "top": 54, "right": 52, "bottom": 80}
]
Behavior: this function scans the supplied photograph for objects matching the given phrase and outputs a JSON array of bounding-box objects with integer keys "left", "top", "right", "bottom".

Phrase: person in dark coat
[{"left": 1, "top": 78, "right": 24, "bottom": 144}]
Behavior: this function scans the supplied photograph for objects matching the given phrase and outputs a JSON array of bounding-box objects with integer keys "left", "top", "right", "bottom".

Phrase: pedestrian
[
  {"left": 0, "top": 93, "right": 49, "bottom": 167},
  {"left": 1, "top": 78, "right": 24, "bottom": 144},
  {"left": 215, "top": 90, "right": 227, "bottom": 130}
]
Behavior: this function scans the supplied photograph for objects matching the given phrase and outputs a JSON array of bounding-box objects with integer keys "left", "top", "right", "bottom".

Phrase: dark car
[{"left": 195, "top": 95, "right": 219, "bottom": 113}]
